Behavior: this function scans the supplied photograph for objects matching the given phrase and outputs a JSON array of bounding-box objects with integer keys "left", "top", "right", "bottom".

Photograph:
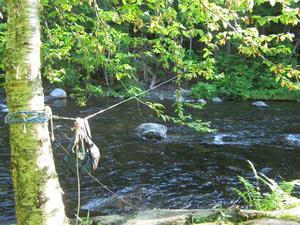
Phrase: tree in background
[
  {"left": 0, "top": 0, "right": 299, "bottom": 223},
  {"left": 5, "top": 0, "right": 68, "bottom": 224},
  {"left": 40, "top": 0, "right": 299, "bottom": 92},
  {"left": 37, "top": 0, "right": 300, "bottom": 129},
  {"left": 1, "top": 0, "right": 299, "bottom": 130}
]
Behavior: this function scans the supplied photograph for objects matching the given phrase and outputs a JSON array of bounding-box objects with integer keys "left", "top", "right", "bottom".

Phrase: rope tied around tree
[
  {"left": 5, "top": 106, "right": 54, "bottom": 138},
  {"left": 5, "top": 106, "right": 52, "bottom": 124}
]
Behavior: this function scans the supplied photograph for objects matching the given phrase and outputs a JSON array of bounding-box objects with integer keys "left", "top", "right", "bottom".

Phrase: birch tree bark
[{"left": 5, "top": 0, "right": 68, "bottom": 224}]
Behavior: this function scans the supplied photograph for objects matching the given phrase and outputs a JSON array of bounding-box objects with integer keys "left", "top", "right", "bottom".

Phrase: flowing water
[{"left": 1, "top": 95, "right": 300, "bottom": 224}]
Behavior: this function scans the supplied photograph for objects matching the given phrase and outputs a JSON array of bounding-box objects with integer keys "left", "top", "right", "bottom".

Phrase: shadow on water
[{"left": 1, "top": 96, "right": 300, "bottom": 223}]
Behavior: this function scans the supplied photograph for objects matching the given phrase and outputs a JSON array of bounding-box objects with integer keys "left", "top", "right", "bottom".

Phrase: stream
[{"left": 1, "top": 95, "right": 300, "bottom": 224}]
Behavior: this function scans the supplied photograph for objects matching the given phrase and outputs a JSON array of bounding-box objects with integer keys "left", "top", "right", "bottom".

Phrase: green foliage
[
  {"left": 191, "top": 211, "right": 234, "bottom": 224},
  {"left": 108, "top": 80, "right": 147, "bottom": 98},
  {"left": 248, "top": 88, "right": 300, "bottom": 100},
  {"left": 0, "top": 1, "right": 6, "bottom": 76},
  {"left": 1, "top": 0, "right": 299, "bottom": 129},
  {"left": 189, "top": 49, "right": 300, "bottom": 101},
  {"left": 148, "top": 89, "right": 217, "bottom": 133},
  {"left": 70, "top": 84, "right": 103, "bottom": 106},
  {"left": 0, "top": 23, "right": 6, "bottom": 73},
  {"left": 213, "top": 52, "right": 274, "bottom": 100},
  {"left": 190, "top": 82, "right": 217, "bottom": 100},
  {"left": 232, "top": 160, "right": 300, "bottom": 211},
  {"left": 3, "top": 0, "right": 300, "bottom": 91},
  {"left": 0, "top": 73, "right": 5, "bottom": 87},
  {"left": 216, "top": 74, "right": 252, "bottom": 100}
]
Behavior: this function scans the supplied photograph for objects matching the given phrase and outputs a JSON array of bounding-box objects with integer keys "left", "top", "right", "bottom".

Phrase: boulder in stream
[
  {"left": 135, "top": 123, "right": 167, "bottom": 140},
  {"left": 197, "top": 99, "right": 206, "bottom": 103},
  {"left": 213, "top": 97, "right": 223, "bottom": 102},
  {"left": 49, "top": 88, "right": 67, "bottom": 99},
  {"left": 252, "top": 101, "right": 269, "bottom": 107}
]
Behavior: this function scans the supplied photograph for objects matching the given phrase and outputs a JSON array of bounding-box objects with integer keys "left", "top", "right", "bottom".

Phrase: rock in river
[
  {"left": 135, "top": 123, "right": 167, "bottom": 140},
  {"left": 50, "top": 88, "right": 67, "bottom": 99},
  {"left": 213, "top": 97, "right": 223, "bottom": 102},
  {"left": 252, "top": 101, "right": 269, "bottom": 107}
]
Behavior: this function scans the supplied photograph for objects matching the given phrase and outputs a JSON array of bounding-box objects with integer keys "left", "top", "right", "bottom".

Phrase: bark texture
[{"left": 5, "top": 0, "right": 68, "bottom": 224}]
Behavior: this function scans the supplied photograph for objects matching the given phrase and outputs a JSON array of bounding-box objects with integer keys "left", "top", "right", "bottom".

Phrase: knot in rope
[{"left": 5, "top": 106, "right": 52, "bottom": 125}]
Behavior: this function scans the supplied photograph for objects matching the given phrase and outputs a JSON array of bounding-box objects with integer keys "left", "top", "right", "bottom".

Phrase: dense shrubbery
[
  {"left": 190, "top": 51, "right": 300, "bottom": 101},
  {"left": 0, "top": 0, "right": 299, "bottom": 102}
]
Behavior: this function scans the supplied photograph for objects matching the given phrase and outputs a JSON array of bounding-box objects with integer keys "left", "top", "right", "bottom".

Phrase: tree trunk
[{"left": 5, "top": 0, "right": 68, "bottom": 224}]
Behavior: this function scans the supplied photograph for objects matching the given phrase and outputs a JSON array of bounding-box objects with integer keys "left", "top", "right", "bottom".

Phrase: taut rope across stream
[
  {"left": 52, "top": 76, "right": 178, "bottom": 222},
  {"left": 53, "top": 76, "right": 177, "bottom": 121}
]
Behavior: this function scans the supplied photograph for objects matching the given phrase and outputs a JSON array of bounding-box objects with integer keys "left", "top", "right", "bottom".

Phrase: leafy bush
[
  {"left": 70, "top": 84, "right": 103, "bottom": 106},
  {"left": 106, "top": 79, "right": 147, "bottom": 98},
  {"left": 215, "top": 74, "right": 252, "bottom": 100},
  {"left": 190, "top": 82, "right": 217, "bottom": 99},
  {"left": 248, "top": 88, "right": 300, "bottom": 101},
  {"left": 213, "top": 52, "right": 263, "bottom": 100}
]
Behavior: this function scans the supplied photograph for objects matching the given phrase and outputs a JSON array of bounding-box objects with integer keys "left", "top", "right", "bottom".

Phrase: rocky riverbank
[{"left": 69, "top": 206, "right": 300, "bottom": 225}]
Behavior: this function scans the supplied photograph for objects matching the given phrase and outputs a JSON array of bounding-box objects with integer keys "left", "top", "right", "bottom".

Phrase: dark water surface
[{"left": 1, "top": 96, "right": 300, "bottom": 224}]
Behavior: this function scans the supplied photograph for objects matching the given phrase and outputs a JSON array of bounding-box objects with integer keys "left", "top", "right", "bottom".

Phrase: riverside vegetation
[
  {"left": 1, "top": 0, "right": 300, "bottom": 224},
  {"left": 0, "top": 0, "right": 300, "bottom": 132},
  {"left": 0, "top": 0, "right": 300, "bottom": 105}
]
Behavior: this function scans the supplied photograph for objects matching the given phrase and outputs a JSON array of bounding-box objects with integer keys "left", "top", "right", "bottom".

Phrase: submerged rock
[
  {"left": 135, "top": 123, "right": 167, "bottom": 140},
  {"left": 260, "top": 167, "right": 275, "bottom": 176},
  {"left": 252, "top": 101, "right": 269, "bottom": 107}
]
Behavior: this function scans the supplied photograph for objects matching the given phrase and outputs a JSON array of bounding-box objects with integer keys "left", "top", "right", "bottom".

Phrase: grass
[{"left": 73, "top": 211, "right": 102, "bottom": 225}]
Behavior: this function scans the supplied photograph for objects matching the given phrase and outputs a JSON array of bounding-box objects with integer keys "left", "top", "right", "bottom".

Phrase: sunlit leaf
[{"left": 269, "top": 0, "right": 276, "bottom": 7}]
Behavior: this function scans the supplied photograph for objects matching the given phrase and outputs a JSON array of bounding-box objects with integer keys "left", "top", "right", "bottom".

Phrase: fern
[{"left": 233, "top": 161, "right": 300, "bottom": 210}]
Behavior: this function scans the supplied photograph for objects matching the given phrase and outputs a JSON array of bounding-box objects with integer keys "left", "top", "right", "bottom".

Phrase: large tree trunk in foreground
[{"left": 5, "top": 0, "right": 68, "bottom": 224}]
